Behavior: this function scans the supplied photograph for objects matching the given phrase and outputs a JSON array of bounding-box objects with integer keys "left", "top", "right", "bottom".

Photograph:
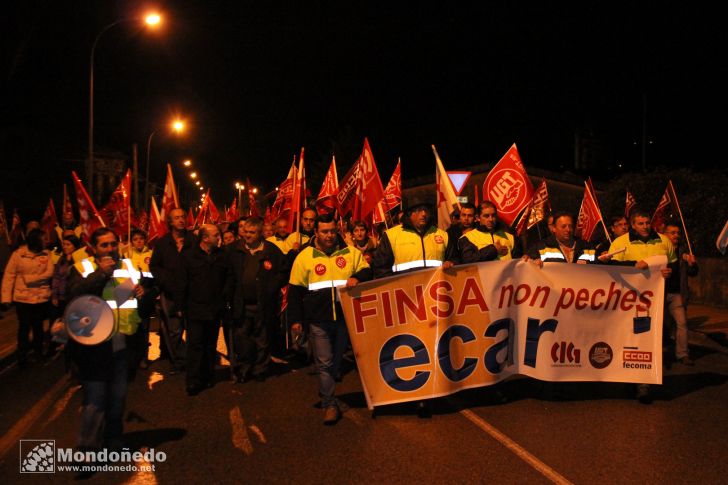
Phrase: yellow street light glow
[
  {"left": 195, "top": 180, "right": 200, "bottom": 185},
  {"left": 145, "top": 13, "right": 162, "bottom": 27},
  {"left": 252, "top": 188, "right": 258, "bottom": 194},
  {"left": 235, "top": 182, "right": 241, "bottom": 189},
  {"left": 190, "top": 172, "right": 197, "bottom": 179},
  {"left": 199, "top": 186, "right": 204, "bottom": 191},
  {"left": 183, "top": 159, "right": 191, "bottom": 167},
  {"left": 172, "top": 120, "right": 185, "bottom": 133}
]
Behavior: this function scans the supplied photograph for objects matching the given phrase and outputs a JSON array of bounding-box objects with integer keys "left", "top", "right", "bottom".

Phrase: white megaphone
[{"left": 63, "top": 295, "right": 118, "bottom": 345}]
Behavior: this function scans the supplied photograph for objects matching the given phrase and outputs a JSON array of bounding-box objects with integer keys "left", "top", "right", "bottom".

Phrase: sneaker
[
  {"left": 678, "top": 356, "right": 695, "bottom": 366},
  {"left": 323, "top": 406, "right": 340, "bottom": 425}
]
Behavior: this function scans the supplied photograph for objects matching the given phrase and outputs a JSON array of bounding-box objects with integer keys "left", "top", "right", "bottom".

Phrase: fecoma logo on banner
[{"left": 20, "top": 440, "right": 55, "bottom": 473}]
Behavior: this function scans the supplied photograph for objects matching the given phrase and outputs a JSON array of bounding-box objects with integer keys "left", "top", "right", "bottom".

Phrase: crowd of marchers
[{"left": 0, "top": 198, "right": 697, "bottom": 455}]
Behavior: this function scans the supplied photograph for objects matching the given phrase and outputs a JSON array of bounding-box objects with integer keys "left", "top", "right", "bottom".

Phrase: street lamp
[
  {"left": 144, "top": 117, "right": 184, "bottom": 209},
  {"left": 87, "top": 11, "right": 163, "bottom": 200},
  {"left": 235, "top": 182, "right": 245, "bottom": 211}
]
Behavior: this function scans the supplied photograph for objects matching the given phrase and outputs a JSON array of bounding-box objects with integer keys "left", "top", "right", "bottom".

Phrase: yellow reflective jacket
[
  {"left": 609, "top": 230, "right": 677, "bottom": 264},
  {"left": 459, "top": 227, "right": 515, "bottom": 262},
  {"left": 288, "top": 240, "right": 371, "bottom": 323},
  {"left": 73, "top": 257, "right": 141, "bottom": 335},
  {"left": 372, "top": 224, "right": 448, "bottom": 277}
]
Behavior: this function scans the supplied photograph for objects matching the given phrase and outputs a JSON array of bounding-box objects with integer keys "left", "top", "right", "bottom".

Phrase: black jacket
[
  {"left": 149, "top": 231, "right": 197, "bottom": 304},
  {"left": 226, "top": 240, "right": 287, "bottom": 321},
  {"left": 180, "top": 244, "right": 230, "bottom": 321}
]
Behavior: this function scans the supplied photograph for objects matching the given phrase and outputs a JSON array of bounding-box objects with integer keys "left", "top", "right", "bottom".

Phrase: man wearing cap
[
  {"left": 371, "top": 202, "right": 455, "bottom": 279},
  {"left": 287, "top": 213, "right": 372, "bottom": 425}
]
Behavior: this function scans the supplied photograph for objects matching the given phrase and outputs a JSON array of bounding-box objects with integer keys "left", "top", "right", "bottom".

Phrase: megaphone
[{"left": 63, "top": 295, "right": 117, "bottom": 345}]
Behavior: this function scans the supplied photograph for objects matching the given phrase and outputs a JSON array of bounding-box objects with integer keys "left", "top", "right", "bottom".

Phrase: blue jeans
[
  {"left": 78, "top": 350, "right": 128, "bottom": 450},
  {"left": 309, "top": 321, "right": 349, "bottom": 409}
]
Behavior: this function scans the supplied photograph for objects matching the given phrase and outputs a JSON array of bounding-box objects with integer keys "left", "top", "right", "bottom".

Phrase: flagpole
[
  {"left": 586, "top": 182, "right": 612, "bottom": 244},
  {"left": 670, "top": 181, "right": 693, "bottom": 255}
]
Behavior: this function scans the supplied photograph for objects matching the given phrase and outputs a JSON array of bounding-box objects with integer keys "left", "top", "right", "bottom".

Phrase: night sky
[{"left": 2, "top": 1, "right": 725, "bottom": 217}]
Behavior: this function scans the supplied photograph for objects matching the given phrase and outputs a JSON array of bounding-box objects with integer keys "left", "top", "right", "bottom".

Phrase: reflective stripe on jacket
[{"left": 73, "top": 257, "right": 141, "bottom": 335}]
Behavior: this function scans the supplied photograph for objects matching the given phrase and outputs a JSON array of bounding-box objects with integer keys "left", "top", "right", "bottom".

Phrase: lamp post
[
  {"left": 235, "top": 182, "right": 245, "bottom": 213},
  {"left": 87, "top": 12, "right": 162, "bottom": 201},
  {"left": 144, "top": 118, "right": 185, "bottom": 210}
]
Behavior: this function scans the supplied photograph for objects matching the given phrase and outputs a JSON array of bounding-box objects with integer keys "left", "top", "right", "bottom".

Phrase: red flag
[
  {"left": 263, "top": 206, "right": 272, "bottom": 225},
  {"left": 160, "top": 164, "right": 180, "bottom": 222},
  {"left": 148, "top": 197, "right": 166, "bottom": 242},
  {"left": 651, "top": 180, "right": 692, "bottom": 252},
  {"left": 289, "top": 148, "right": 305, "bottom": 232},
  {"left": 247, "top": 178, "right": 260, "bottom": 218},
  {"left": 186, "top": 207, "right": 195, "bottom": 229},
  {"left": 575, "top": 182, "right": 602, "bottom": 241},
  {"left": 482, "top": 144, "right": 534, "bottom": 227},
  {"left": 137, "top": 208, "right": 149, "bottom": 232},
  {"left": 71, "top": 171, "right": 105, "bottom": 240},
  {"left": 381, "top": 158, "right": 402, "bottom": 212},
  {"left": 336, "top": 160, "right": 360, "bottom": 217},
  {"left": 433, "top": 145, "right": 461, "bottom": 230},
  {"left": 99, "top": 169, "right": 132, "bottom": 238},
  {"left": 40, "top": 198, "right": 58, "bottom": 242},
  {"left": 355, "top": 138, "right": 385, "bottom": 220},
  {"left": 272, "top": 160, "right": 297, "bottom": 222},
  {"left": 62, "top": 184, "right": 74, "bottom": 222},
  {"left": 208, "top": 192, "right": 220, "bottom": 223},
  {"left": 516, "top": 178, "right": 550, "bottom": 236},
  {"left": 316, "top": 156, "right": 339, "bottom": 215},
  {"left": 625, "top": 190, "right": 637, "bottom": 219},
  {"left": 226, "top": 197, "right": 239, "bottom": 222}
]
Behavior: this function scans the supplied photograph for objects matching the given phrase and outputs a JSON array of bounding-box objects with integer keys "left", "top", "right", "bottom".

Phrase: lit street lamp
[
  {"left": 87, "top": 12, "right": 163, "bottom": 200},
  {"left": 144, "top": 118, "right": 185, "bottom": 209}
]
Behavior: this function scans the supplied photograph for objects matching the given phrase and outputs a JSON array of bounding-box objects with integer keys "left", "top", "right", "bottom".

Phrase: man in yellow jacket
[
  {"left": 288, "top": 213, "right": 372, "bottom": 425},
  {"left": 606, "top": 208, "right": 675, "bottom": 404}
]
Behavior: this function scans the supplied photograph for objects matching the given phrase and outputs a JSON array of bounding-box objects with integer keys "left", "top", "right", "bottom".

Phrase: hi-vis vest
[
  {"left": 124, "top": 246, "right": 153, "bottom": 273},
  {"left": 266, "top": 235, "right": 289, "bottom": 254},
  {"left": 608, "top": 232, "right": 677, "bottom": 264},
  {"left": 74, "top": 257, "right": 151, "bottom": 335},
  {"left": 289, "top": 245, "right": 369, "bottom": 320},
  {"left": 461, "top": 228, "right": 515, "bottom": 261},
  {"left": 284, "top": 232, "right": 311, "bottom": 254},
  {"left": 385, "top": 225, "right": 448, "bottom": 272},
  {"left": 538, "top": 244, "right": 596, "bottom": 263}
]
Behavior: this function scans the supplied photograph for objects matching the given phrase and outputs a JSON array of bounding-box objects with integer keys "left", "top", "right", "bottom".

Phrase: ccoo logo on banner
[{"left": 338, "top": 257, "right": 666, "bottom": 409}]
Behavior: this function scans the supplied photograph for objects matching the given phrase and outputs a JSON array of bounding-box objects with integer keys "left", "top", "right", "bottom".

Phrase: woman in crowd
[{"left": 1, "top": 229, "right": 54, "bottom": 367}]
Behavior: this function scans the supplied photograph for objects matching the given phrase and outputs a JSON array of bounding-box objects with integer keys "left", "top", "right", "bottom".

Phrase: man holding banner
[
  {"left": 287, "top": 213, "right": 372, "bottom": 425},
  {"left": 371, "top": 203, "right": 454, "bottom": 279},
  {"left": 607, "top": 208, "right": 676, "bottom": 403},
  {"left": 459, "top": 201, "right": 517, "bottom": 263},
  {"left": 526, "top": 212, "right": 596, "bottom": 264}
]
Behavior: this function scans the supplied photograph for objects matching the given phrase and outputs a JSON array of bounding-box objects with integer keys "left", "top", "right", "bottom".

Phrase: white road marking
[
  {"left": 230, "top": 406, "right": 253, "bottom": 455},
  {"left": 459, "top": 409, "right": 573, "bottom": 485},
  {"left": 124, "top": 446, "right": 159, "bottom": 485},
  {"left": 43, "top": 384, "right": 81, "bottom": 426},
  {"left": 248, "top": 425, "right": 267, "bottom": 444},
  {"left": 147, "top": 371, "right": 165, "bottom": 390},
  {"left": 0, "top": 373, "right": 71, "bottom": 458}
]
